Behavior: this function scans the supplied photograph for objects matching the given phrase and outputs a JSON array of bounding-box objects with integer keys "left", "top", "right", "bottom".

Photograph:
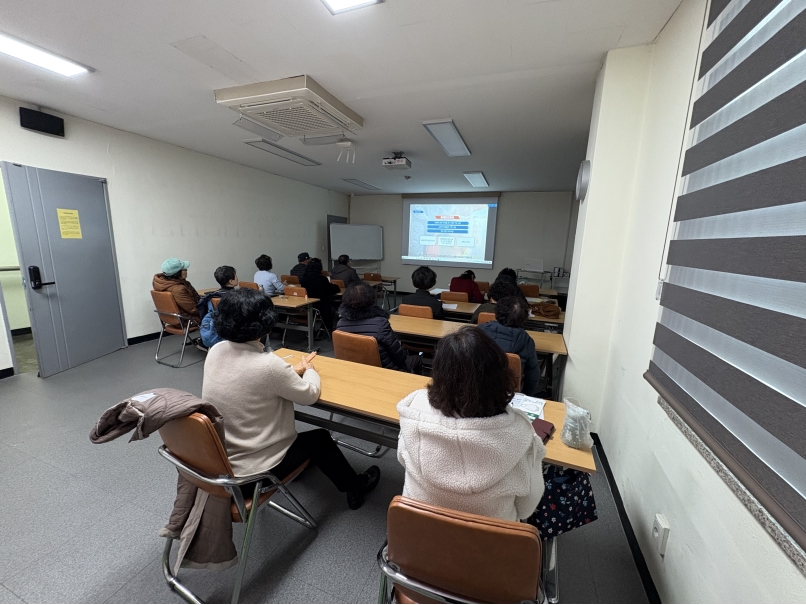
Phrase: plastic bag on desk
[{"left": 560, "top": 397, "right": 593, "bottom": 449}]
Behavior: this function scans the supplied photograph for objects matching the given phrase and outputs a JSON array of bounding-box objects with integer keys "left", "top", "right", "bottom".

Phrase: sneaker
[
  {"left": 193, "top": 338, "right": 208, "bottom": 352},
  {"left": 347, "top": 465, "right": 381, "bottom": 510}
]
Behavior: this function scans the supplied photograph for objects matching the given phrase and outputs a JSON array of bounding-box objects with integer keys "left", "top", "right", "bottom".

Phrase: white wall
[
  {"left": 350, "top": 192, "right": 577, "bottom": 290},
  {"left": 0, "top": 93, "right": 348, "bottom": 367},
  {"left": 563, "top": 0, "right": 806, "bottom": 600},
  {"left": 0, "top": 177, "right": 29, "bottom": 331}
]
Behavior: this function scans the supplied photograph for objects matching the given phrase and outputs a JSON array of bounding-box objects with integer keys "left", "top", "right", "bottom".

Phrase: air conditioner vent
[{"left": 215, "top": 76, "right": 362, "bottom": 138}]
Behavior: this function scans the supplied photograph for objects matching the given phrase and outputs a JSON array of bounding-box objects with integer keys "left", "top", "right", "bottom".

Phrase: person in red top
[{"left": 449, "top": 270, "right": 485, "bottom": 303}]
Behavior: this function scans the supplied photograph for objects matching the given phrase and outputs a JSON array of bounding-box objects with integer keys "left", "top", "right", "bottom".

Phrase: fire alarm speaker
[{"left": 19, "top": 107, "right": 65, "bottom": 137}]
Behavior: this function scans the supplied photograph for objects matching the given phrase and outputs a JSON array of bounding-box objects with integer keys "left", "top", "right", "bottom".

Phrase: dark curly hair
[
  {"left": 213, "top": 288, "right": 277, "bottom": 343},
  {"left": 488, "top": 280, "right": 518, "bottom": 303},
  {"left": 427, "top": 326, "right": 515, "bottom": 418},
  {"left": 255, "top": 254, "right": 273, "bottom": 272},
  {"left": 497, "top": 267, "right": 517, "bottom": 281},
  {"left": 341, "top": 281, "right": 376, "bottom": 311},
  {"left": 495, "top": 296, "right": 528, "bottom": 328},
  {"left": 412, "top": 266, "right": 437, "bottom": 290}
]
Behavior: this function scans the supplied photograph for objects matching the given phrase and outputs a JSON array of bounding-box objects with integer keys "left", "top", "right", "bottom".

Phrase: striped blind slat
[{"left": 646, "top": 0, "right": 806, "bottom": 551}]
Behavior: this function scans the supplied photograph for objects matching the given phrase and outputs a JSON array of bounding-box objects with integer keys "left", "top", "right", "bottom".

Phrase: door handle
[{"left": 28, "top": 266, "right": 55, "bottom": 290}]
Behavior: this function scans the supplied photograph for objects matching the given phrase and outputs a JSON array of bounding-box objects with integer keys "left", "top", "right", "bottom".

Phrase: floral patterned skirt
[{"left": 526, "top": 464, "right": 598, "bottom": 538}]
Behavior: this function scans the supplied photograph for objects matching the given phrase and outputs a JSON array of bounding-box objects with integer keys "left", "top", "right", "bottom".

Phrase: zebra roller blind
[{"left": 645, "top": 0, "right": 806, "bottom": 550}]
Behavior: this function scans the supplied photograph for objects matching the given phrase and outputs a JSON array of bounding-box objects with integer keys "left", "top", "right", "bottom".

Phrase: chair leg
[
  {"left": 231, "top": 483, "right": 262, "bottom": 604},
  {"left": 271, "top": 483, "right": 318, "bottom": 529},
  {"left": 378, "top": 571, "right": 389, "bottom": 604},
  {"left": 542, "top": 536, "right": 559, "bottom": 604},
  {"left": 161, "top": 537, "right": 202, "bottom": 604}
]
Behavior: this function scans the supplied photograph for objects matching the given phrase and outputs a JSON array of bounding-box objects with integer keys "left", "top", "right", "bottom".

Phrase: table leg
[
  {"left": 551, "top": 354, "right": 567, "bottom": 401},
  {"left": 307, "top": 305, "right": 315, "bottom": 352},
  {"left": 542, "top": 536, "right": 559, "bottom": 603},
  {"left": 393, "top": 280, "right": 397, "bottom": 308}
]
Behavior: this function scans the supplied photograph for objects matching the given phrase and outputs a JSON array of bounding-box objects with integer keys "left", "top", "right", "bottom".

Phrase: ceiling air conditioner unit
[{"left": 215, "top": 75, "right": 363, "bottom": 138}]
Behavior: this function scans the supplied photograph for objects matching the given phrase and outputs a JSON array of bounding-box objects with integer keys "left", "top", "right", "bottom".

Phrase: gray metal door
[{"left": 1, "top": 163, "right": 126, "bottom": 377}]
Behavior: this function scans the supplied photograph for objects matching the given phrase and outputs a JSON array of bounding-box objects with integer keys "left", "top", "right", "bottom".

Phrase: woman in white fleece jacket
[{"left": 397, "top": 326, "right": 546, "bottom": 522}]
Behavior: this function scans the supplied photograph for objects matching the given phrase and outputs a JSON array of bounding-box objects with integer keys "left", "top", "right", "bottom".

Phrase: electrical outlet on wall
[{"left": 652, "top": 514, "right": 670, "bottom": 556}]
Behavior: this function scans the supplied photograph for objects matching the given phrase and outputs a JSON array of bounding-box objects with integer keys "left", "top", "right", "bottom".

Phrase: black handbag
[{"left": 526, "top": 464, "right": 598, "bottom": 538}]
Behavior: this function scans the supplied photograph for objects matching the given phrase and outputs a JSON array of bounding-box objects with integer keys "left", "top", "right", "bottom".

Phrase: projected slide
[{"left": 402, "top": 198, "right": 498, "bottom": 268}]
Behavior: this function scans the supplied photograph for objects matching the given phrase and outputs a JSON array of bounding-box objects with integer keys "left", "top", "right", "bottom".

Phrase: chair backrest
[
  {"left": 239, "top": 281, "right": 259, "bottom": 291},
  {"left": 441, "top": 291, "right": 469, "bottom": 303},
  {"left": 476, "top": 311, "right": 496, "bottom": 325},
  {"left": 285, "top": 286, "right": 307, "bottom": 297},
  {"left": 519, "top": 284, "right": 540, "bottom": 298},
  {"left": 332, "top": 279, "right": 345, "bottom": 288},
  {"left": 386, "top": 496, "right": 541, "bottom": 603},
  {"left": 332, "top": 330, "right": 382, "bottom": 367},
  {"left": 158, "top": 413, "right": 234, "bottom": 499},
  {"left": 321, "top": 271, "right": 330, "bottom": 277},
  {"left": 364, "top": 272, "right": 382, "bottom": 281},
  {"left": 476, "top": 281, "right": 490, "bottom": 296},
  {"left": 281, "top": 274, "right": 300, "bottom": 285},
  {"left": 211, "top": 297, "right": 221, "bottom": 309},
  {"left": 398, "top": 304, "right": 433, "bottom": 319},
  {"left": 151, "top": 290, "right": 184, "bottom": 327},
  {"left": 506, "top": 352, "right": 522, "bottom": 392}
]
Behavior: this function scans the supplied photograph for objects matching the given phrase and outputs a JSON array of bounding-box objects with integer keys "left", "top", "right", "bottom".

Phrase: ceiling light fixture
[
  {"left": 233, "top": 116, "right": 283, "bottom": 142},
  {"left": 464, "top": 171, "right": 488, "bottom": 187},
  {"left": 244, "top": 138, "right": 321, "bottom": 166},
  {"left": 321, "top": 0, "right": 383, "bottom": 15},
  {"left": 422, "top": 119, "right": 471, "bottom": 157},
  {"left": 0, "top": 32, "right": 90, "bottom": 76},
  {"left": 343, "top": 178, "right": 381, "bottom": 190}
]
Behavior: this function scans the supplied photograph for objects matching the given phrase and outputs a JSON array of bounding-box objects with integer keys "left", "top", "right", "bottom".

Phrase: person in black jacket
[
  {"left": 300, "top": 258, "right": 341, "bottom": 331},
  {"left": 400, "top": 266, "right": 444, "bottom": 319},
  {"left": 478, "top": 296, "right": 542, "bottom": 396},
  {"left": 337, "top": 282, "right": 422, "bottom": 373},
  {"left": 196, "top": 265, "right": 238, "bottom": 320},
  {"left": 290, "top": 252, "right": 310, "bottom": 280},
  {"left": 494, "top": 267, "right": 527, "bottom": 302},
  {"left": 330, "top": 254, "right": 361, "bottom": 287}
]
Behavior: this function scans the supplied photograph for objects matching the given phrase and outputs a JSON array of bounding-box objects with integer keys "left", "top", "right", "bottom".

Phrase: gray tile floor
[
  {"left": 10, "top": 333, "right": 38, "bottom": 375},
  {"left": 0, "top": 328, "right": 648, "bottom": 604}
]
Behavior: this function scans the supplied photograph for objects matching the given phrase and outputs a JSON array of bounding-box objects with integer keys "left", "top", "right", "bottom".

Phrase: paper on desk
[
  {"left": 510, "top": 394, "right": 546, "bottom": 421},
  {"left": 442, "top": 303, "right": 458, "bottom": 310}
]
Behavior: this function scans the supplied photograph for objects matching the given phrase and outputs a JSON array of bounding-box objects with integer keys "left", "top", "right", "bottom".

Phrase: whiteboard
[{"left": 330, "top": 224, "right": 383, "bottom": 260}]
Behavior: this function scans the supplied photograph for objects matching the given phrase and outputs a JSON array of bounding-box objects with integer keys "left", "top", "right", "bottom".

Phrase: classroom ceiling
[{"left": 0, "top": 0, "right": 682, "bottom": 195}]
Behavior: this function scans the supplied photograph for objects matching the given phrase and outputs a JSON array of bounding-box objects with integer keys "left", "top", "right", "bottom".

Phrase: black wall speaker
[{"left": 19, "top": 107, "right": 64, "bottom": 137}]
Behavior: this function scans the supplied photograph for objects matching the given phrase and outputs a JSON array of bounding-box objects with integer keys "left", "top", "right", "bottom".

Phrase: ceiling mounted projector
[{"left": 383, "top": 152, "right": 411, "bottom": 170}]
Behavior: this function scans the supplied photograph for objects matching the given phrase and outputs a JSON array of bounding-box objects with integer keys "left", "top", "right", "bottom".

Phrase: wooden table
[
  {"left": 272, "top": 295, "right": 321, "bottom": 352},
  {"left": 275, "top": 349, "right": 595, "bottom": 473},
  {"left": 389, "top": 315, "right": 567, "bottom": 355},
  {"left": 441, "top": 301, "right": 480, "bottom": 321}
]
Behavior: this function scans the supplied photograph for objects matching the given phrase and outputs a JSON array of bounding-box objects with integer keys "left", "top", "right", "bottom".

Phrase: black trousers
[{"left": 240, "top": 429, "right": 360, "bottom": 497}]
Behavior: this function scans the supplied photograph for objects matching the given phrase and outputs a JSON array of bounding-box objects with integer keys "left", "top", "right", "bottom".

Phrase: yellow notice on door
[{"left": 57, "top": 208, "right": 82, "bottom": 239}]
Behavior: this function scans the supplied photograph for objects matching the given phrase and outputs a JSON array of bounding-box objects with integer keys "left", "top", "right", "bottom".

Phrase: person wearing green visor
[{"left": 152, "top": 258, "right": 202, "bottom": 322}]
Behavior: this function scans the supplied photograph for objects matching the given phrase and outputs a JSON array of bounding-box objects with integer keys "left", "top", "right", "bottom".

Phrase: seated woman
[
  {"left": 400, "top": 266, "right": 444, "bottom": 319},
  {"left": 470, "top": 280, "right": 519, "bottom": 323},
  {"left": 396, "top": 326, "right": 545, "bottom": 521},
  {"left": 449, "top": 270, "right": 484, "bottom": 303},
  {"left": 152, "top": 257, "right": 201, "bottom": 321},
  {"left": 337, "top": 282, "right": 422, "bottom": 373},
  {"left": 202, "top": 288, "right": 380, "bottom": 509},
  {"left": 254, "top": 254, "right": 284, "bottom": 295},
  {"left": 330, "top": 254, "right": 361, "bottom": 287},
  {"left": 494, "top": 268, "right": 527, "bottom": 301},
  {"left": 300, "top": 258, "right": 341, "bottom": 330},
  {"left": 478, "top": 296, "right": 542, "bottom": 396}
]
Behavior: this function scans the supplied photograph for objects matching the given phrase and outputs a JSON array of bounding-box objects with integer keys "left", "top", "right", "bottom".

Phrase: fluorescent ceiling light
[
  {"left": 233, "top": 116, "right": 283, "bottom": 142},
  {"left": 0, "top": 32, "right": 90, "bottom": 76},
  {"left": 321, "top": 0, "right": 383, "bottom": 14},
  {"left": 464, "top": 172, "right": 488, "bottom": 187},
  {"left": 422, "top": 119, "right": 471, "bottom": 157},
  {"left": 244, "top": 138, "right": 321, "bottom": 166},
  {"left": 343, "top": 178, "right": 381, "bottom": 190}
]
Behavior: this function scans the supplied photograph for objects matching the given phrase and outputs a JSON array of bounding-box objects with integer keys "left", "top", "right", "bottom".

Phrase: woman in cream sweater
[
  {"left": 397, "top": 326, "right": 545, "bottom": 521},
  {"left": 202, "top": 288, "right": 380, "bottom": 510}
]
